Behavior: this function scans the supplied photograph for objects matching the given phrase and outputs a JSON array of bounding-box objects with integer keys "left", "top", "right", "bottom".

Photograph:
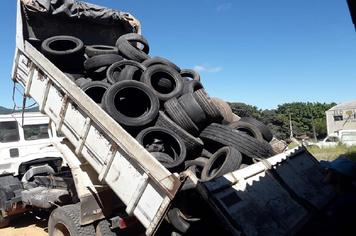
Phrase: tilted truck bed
[{"left": 12, "top": 0, "right": 181, "bottom": 235}]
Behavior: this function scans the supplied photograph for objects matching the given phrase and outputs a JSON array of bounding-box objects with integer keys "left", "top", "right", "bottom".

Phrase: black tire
[
  {"left": 184, "top": 157, "right": 209, "bottom": 179},
  {"left": 141, "top": 64, "right": 183, "bottom": 102},
  {"left": 86, "top": 66, "right": 108, "bottom": 81},
  {"left": 95, "top": 220, "right": 116, "bottom": 236},
  {"left": 167, "top": 208, "right": 190, "bottom": 234},
  {"left": 80, "top": 81, "right": 110, "bottom": 106},
  {"left": 201, "top": 149, "right": 213, "bottom": 159},
  {"left": 200, "top": 123, "right": 275, "bottom": 160},
  {"left": 239, "top": 117, "right": 273, "bottom": 142},
  {"left": 211, "top": 97, "right": 234, "bottom": 123},
  {"left": 193, "top": 89, "right": 223, "bottom": 123},
  {"left": 229, "top": 120, "right": 264, "bottom": 141},
  {"left": 106, "top": 60, "right": 146, "bottom": 84},
  {"left": 75, "top": 77, "right": 92, "bottom": 87},
  {"left": 85, "top": 45, "right": 118, "bottom": 57},
  {"left": 182, "top": 80, "right": 204, "bottom": 94},
  {"left": 41, "top": 35, "right": 84, "bottom": 70},
  {"left": 155, "top": 111, "right": 203, "bottom": 157},
  {"left": 84, "top": 54, "right": 123, "bottom": 71},
  {"left": 48, "top": 204, "right": 95, "bottom": 236},
  {"left": 103, "top": 80, "right": 159, "bottom": 128},
  {"left": 118, "top": 40, "right": 150, "bottom": 62},
  {"left": 142, "top": 57, "right": 181, "bottom": 72},
  {"left": 116, "top": 33, "right": 150, "bottom": 54},
  {"left": 178, "top": 93, "right": 207, "bottom": 129},
  {"left": 201, "top": 146, "right": 242, "bottom": 181},
  {"left": 164, "top": 98, "right": 199, "bottom": 136},
  {"left": 136, "top": 127, "right": 187, "bottom": 171},
  {"left": 180, "top": 69, "right": 200, "bottom": 81}
]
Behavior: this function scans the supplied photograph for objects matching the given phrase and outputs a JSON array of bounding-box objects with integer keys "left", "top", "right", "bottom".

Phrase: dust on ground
[{"left": 0, "top": 213, "right": 47, "bottom": 236}]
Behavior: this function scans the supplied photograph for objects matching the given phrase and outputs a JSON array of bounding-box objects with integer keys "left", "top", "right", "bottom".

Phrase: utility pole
[
  {"left": 289, "top": 113, "right": 293, "bottom": 139},
  {"left": 311, "top": 113, "right": 317, "bottom": 142}
]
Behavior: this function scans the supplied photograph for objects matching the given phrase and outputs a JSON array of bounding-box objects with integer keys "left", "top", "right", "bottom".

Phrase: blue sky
[{"left": 0, "top": 0, "right": 355, "bottom": 109}]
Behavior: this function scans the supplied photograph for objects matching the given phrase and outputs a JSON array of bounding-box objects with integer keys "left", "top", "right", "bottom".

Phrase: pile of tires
[{"left": 40, "top": 33, "right": 276, "bottom": 182}]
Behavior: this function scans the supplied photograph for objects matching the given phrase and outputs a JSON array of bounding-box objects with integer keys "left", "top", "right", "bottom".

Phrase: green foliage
[
  {"left": 0, "top": 106, "right": 39, "bottom": 115},
  {"left": 229, "top": 102, "right": 336, "bottom": 140}
]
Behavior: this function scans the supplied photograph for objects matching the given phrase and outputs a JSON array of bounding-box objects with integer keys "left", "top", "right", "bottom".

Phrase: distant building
[{"left": 326, "top": 101, "right": 356, "bottom": 135}]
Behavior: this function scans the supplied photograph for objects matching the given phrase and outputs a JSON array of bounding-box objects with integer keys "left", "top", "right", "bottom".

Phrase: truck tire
[
  {"left": 107, "top": 60, "right": 146, "bottom": 84},
  {"left": 155, "top": 111, "right": 203, "bottom": 157},
  {"left": 118, "top": 40, "right": 150, "bottom": 62},
  {"left": 164, "top": 98, "right": 199, "bottom": 136},
  {"left": 116, "top": 33, "right": 150, "bottom": 54},
  {"left": 84, "top": 54, "right": 123, "bottom": 72},
  {"left": 142, "top": 57, "right": 181, "bottom": 72},
  {"left": 80, "top": 81, "right": 110, "bottom": 106},
  {"left": 96, "top": 220, "right": 116, "bottom": 236},
  {"left": 41, "top": 35, "right": 84, "bottom": 70},
  {"left": 178, "top": 93, "right": 207, "bottom": 130},
  {"left": 136, "top": 127, "right": 187, "bottom": 171},
  {"left": 85, "top": 45, "right": 118, "bottom": 57},
  {"left": 201, "top": 146, "right": 242, "bottom": 182},
  {"left": 180, "top": 69, "right": 200, "bottom": 81},
  {"left": 211, "top": 97, "right": 234, "bottom": 123},
  {"left": 228, "top": 120, "right": 264, "bottom": 141},
  {"left": 103, "top": 81, "right": 159, "bottom": 128},
  {"left": 193, "top": 89, "right": 223, "bottom": 123},
  {"left": 239, "top": 117, "right": 273, "bottom": 142},
  {"left": 141, "top": 64, "right": 183, "bottom": 102},
  {"left": 200, "top": 123, "right": 275, "bottom": 160},
  {"left": 184, "top": 157, "right": 209, "bottom": 180},
  {"left": 48, "top": 204, "right": 95, "bottom": 236}
]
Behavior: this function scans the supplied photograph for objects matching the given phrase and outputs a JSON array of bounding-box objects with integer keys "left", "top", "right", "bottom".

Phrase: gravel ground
[{"left": 0, "top": 213, "right": 47, "bottom": 236}]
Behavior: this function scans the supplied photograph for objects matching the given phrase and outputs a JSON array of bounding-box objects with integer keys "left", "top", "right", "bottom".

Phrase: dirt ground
[{"left": 0, "top": 213, "right": 47, "bottom": 236}]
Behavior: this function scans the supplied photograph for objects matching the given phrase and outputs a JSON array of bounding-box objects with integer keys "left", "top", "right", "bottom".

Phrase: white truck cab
[{"left": 0, "top": 112, "right": 63, "bottom": 175}]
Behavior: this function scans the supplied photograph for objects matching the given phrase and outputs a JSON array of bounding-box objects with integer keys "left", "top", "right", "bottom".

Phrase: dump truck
[{"left": 5, "top": 0, "right": 337, "bottom": 235}]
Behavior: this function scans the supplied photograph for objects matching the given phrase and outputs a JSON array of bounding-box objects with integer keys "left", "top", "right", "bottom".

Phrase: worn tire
[
  {"left": 164, "top": 98, "right": 199, "bottom": 136},
  {"left": 48, "top": 204, "right": 95, "bottom": 236},
  {"left": 193, "top": 89, "right": 223, "bottom": 123},
  {"left": 155, "top": 111, "right": 203, "bottom": 157},
  {"left": 106, "top": 60, "right": 146, "bottom": 84},
  {"left": 201, "top": 146, "right": 242, "bottom": 181},
  {"left": 211, "top": 97, "right": 234, "bottom": 123},
  {"left": 141, "top": 64, "right": 183, "bottom": 102},
  {"left": 167, "top": 208, "right": 190, "bottom": 234},
  {"left": 184, "top": 157, "right": 209, "bottom": 179},
  {"left": 200, "top": 123, "right": 275, "bottom": 160},
  {"left": 229, "top": 120, "right": 264, "bottom": 141},
  {"left": 182, "top": 80, "right": 204, "bottom": 94},
  {"left": 136, "top": 127, "right": 187, "bottom": 171},
  {"left": 142, "top": 57, "right": 181, "bottom": 72},
  {"left": 103, "top": 80, "right": 159, "bottom": 128},
  {"left": 84, "top": 54, "right": 123, "bottom": 72},
  {"left": 80, "top": 81, "right": 110, "bottom": 106},
  {"left": 41, "top": 35, "right": 84, "bottom": 70},
  {"left": 239, "top": 117, "right": 273, "bottom": 142},
  {"left": 116, "top": 33, "right": 150, "bottom": 54},
  {"left": 85, "top": 45, "right": 118, "bottom": 57},
  {"left": 75, "top": 77, "right": 92, "bottom": 87},
  {"left": 178, "top": 93, "right": 207, "bottom": 129},
  {"left": 118, "top": 40, "right": 150, "bottom": 62},
  {"left": 180, "top": 69, "right": 200, "bottom": 81}
]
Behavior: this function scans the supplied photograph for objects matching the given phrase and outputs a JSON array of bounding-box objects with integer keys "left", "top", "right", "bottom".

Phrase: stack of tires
[{"left": 40, "top": 33, "right": 275, "bottom": 182}]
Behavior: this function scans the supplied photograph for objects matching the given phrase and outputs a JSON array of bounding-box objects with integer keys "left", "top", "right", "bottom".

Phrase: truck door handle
[{"left": 9, "top": 148, "right": 19, "bottom": 158}]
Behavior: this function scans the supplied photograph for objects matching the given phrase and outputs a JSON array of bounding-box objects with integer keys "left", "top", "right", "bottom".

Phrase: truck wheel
[
  {"left": 96, "top": 220, "right": 116, "bottom": 236},
  {"left": 178, "top": 93, "right": 207, "bottom": 130},
  {"left": 239, "top": 117, "right": 273, "bottom": 142},
  {"left": 201, "top": 146, "right": 242, "bottom": 181},
  {"left": 142, "top": 57, "right": 181, "bottom": 72},
  {"left": 164, "top": 98, "right": 199, "bottom": 136},
  {"left": 118, "top": 40, "right": 150, "bottom": 62},
  {"left": 106, "top": 60, "right": 146, "bottom": 84},
  {"left": 116, "top": 33, "right": 150, "bottom": 54},
  {"left": 48, "top": 204, "right": 95, "bottom": 236},
  {"left": 228, "top": 120, "right": 264, "bottom": 141},
  {"left": 200, "top": 123, "right": 275, "bottom": 160},
  {"left": 141, "top": 64, "right": 184, "bottom": 102}
]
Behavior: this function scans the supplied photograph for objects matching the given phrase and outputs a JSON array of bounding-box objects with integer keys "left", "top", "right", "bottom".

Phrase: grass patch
[{"left": 307, "top": 145, "right": 356, "bottom": 161}]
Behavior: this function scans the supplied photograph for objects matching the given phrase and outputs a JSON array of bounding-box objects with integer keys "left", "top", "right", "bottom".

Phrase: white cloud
[
  {"left": 216, "top": 3, "right": 232, "bottom": 12},
  {"left": 193, "top": 65, "right": 223, "bottom": 73}
]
